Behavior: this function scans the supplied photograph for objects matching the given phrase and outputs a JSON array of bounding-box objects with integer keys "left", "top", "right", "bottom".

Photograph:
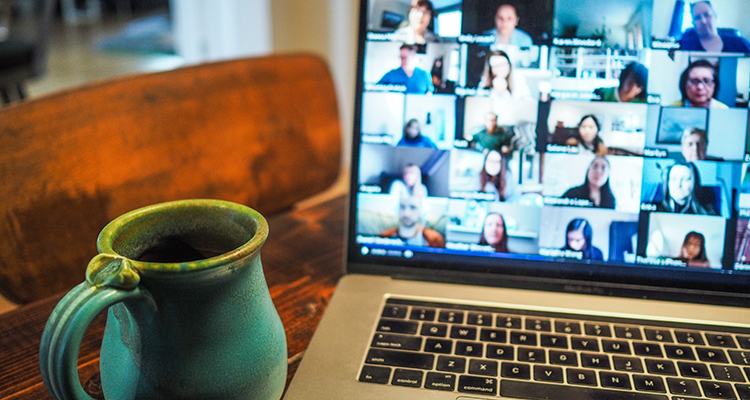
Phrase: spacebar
[{"left": 501, "top": 380, "right": 669, "bottom": 400}]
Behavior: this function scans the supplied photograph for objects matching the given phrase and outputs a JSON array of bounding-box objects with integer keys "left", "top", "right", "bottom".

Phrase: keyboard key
[
  {"left": 736, "top": 383, "right": 750, "bottom": 400},
  {"left": 420, "top": 323, "right": 447, "bottom": 337},
  {"left": 450, "top": 325, "right": 477, "bottom": 340},
  {"left": 496, "top": 315, "right": 522, "bottom": 329},
  {"left": 455, "top": 341, "right": 482, "bottom": 357},
  {"left": 381, "top": 305, "right": 407, "bottom": 319},
  {"left": 737, "top": 336, "right": 750, "bottom": 350},
  {"left": 501, "top": 362, "right": 531, "bottom": 380},
  {"left": 486, "top": 344, "right": 513, "bottom": 360},
  {"left": 424, "top": 338, "right": 452, "bottom": 354},
  {"left": 468, "top": 359, "right": 498, "bottom": 376},
  {"left": 466, "top": 312, "right": 492, "bottom": 326},
  {"left": 436, "top": 356, "right": 465, "bottom": 373},
  {"left": 584, "top": 323, "right": 612, "bottom": 337},
  {"left": 510, "top": 331, "right": 538, "bottom": 346},
  {"left": 645, "top": 328, "right": 674, "bottom": 343},
  {"left": 700, "top": 380, "right": 737, "bottom": 399},
  {"left": 457, "top": 375, "right": 497, "bottom": 396},
  {"left": 571, "top": 336, "right": 599, "bottom": 352},
  {"left": 711, "top": 364, "right": 746, "bottom": 382},
  {"left": 376, "top": 319, "right": 418, "bottom": 334},
  {"left": 359, "top": 365, "right": 391, "bottom": 384},
  {"left": 534, "top": 365, "right": 564, "bottom": 383},
  {"left": 633, "top": 375, "right": 666, "bottom": 393},
  {"left": 555, "top": 320, "right": 582, "bottom": 335},
  {"left": 517, "top": 347, "right": 546, "bottom": 363},
  {"left": 581, "top": 352, "right": 610, "bottom": 369},
  {"left": 645, "top": 358, "right": 677, "bottom": 376},
  {"left": 371, "top": 333, "right": 422, "bottom": 351},
  {"left": 729, "top": 350, "right": 750, "bottom": 366},
  {"left": 409, "top": 308, "right": 435, "bottom": 321},
  {"left": 501, "top": 380, "right": 669, "bottom": 400},
  {"left": 697, "top": 347, "right": 729, "bottom": 363},
  {"left": 567, "top": 368, "right": 597, "bottom": 386},
  {"left": 526, "top": 318, "right": 552, "bottom": 332},
  {"left": 391, "top": 368, "right": 423, "bottom": 387},
  {"left": 665, "top": 345, "right": 695, "bottom": 360},
  {"left": 706, "top": 334, "right": 737, "bottom": 348},
  {"left": 424, "top": 372, "right": 455, "bottom": 391},
  {"left": 634, "top": 342, "right": 663, "bottom": 357},
  {"left": 675, "top": 330, "right": 705, "bottom": 345},
  {"left": 614, "top": 325, "right": 642, "bottom": 340},
  {"left": 549, "top": 350, "right": 578, "bottom": 366},
  {"left": 479, "top": 328, "right": 507, "bottom": 343},
  {"left": 540, "top": 334, "right": 568, "bottom": 349},
  {"left": 613, "top": 356, "right": 644, "bottom": 372},
  {"left": 666, "top": 377, "right": 702, "bottom": 396},
  {"left": 365, "top": 349, "right": 434, "bottom": 369},
  {"left": 600, "top": 371, "right": 631, "bottom": 389},
  {"left": 437, "top": 310, "right": 464, "bottom": 324},
  {"left": 601, "top": 339, "right": 631, "bottom": 354},
  {"left": 678, "top": 362, "right": 711, "bottom": 378}
]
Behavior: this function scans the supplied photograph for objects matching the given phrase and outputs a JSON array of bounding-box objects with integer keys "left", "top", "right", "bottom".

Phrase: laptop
[{"left": 285, "top": 0, "right": 750, "bottom": 399}]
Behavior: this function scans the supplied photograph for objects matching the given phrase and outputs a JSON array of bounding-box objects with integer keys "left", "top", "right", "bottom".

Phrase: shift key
[{"left": 366, "top": 349, "right": 435, "bottom": 369}]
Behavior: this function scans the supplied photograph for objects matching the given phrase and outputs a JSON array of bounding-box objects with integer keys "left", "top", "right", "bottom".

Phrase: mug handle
[{"left": 40, "top": 254, "right": 147, "bottom": 400}]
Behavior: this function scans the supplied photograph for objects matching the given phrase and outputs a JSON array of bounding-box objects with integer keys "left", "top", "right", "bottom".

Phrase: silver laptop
[{"left": 285, "top": 1, "right": 750, "bottom": 399}]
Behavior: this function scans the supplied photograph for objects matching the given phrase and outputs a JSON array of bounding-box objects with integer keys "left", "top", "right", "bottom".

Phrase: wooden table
[{"left": 0, "top": 195, "right": 347, "bottom": 400}]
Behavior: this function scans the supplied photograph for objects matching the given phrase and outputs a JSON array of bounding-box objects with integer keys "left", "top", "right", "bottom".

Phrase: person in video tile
[
  {"left": 565, "top": 115, "right": 607, "bottom": 156},
  {"left": 378, "top": 44, "right": 434, "bottom": 94},
  {"left": 656, "top": 163, "right": 717, "bottom": 215},
  {"left": 389, "top": 163, "right": 429, "bottom": 198},
  {"left": 379, "top": 195, "right": 445, "bottom": 247},
  {"left": 678, "top": 1, "right": 750, "bottom": 53},
  {"left": 478, "top": 50, "right": 530, "bottom": 99},
  {"left": 480, "top": 150, "right": 513, "bottom": 201},
  {"left": 670, "top": 60, "right": 727, "bottom": 108},
  {"left": 397, "top": 119, "right": 437, "bottom": 148},
  {"left": 479, "top": 212, "right": 509, "bottom": 252},
  {"left": 677, "top": 231, "right": 710, "bottom": 268},
  {"left": 392, "top": 0, "right": 439, "bottom": 45},
  {"left": 469, "top": 112, "right": 512, "bottom": 153},
  {"left": 593, "top": 62, "right": 648, "bottom": 103},
  {"left": 562, "top": 156, "right": 616, "bottom": 209},
  {"left": 483, "top": 4, "right": 532, "bottom": 47},
  {"left": 562, "top": 218, "right": 603, "bottom": 261},
  {"left": 680, "top": 128, "right": 722, "bottom": 162}
]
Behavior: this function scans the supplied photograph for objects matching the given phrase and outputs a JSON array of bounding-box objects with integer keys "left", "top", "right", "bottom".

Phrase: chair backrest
[{"left": 0, "top": 54, "right": 341, "bottom": 304}]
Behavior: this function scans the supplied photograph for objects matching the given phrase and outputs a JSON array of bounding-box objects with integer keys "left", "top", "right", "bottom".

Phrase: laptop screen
[{"left": 348, "top": 0, "right": 750, "bottom": 302}]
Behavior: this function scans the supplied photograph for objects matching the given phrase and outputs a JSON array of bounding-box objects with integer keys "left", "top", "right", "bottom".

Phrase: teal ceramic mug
[{"left": 40, "top": 199, "right": 287, "bottom": 400}]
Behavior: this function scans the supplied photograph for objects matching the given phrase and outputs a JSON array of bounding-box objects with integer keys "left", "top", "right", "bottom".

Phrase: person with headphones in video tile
[
  {"left": 479, "top": 212, "right": 509, "bottom": 253},
  {"left": 397, "top": 119, "right": 437, "bottom": 148},
  {"left": 392, "top": 0, "right": 439, "bottom": 45},
  {"left": 593, "top": 62, "right": 648, "bottom": 103},
  {"left": 562, "top": 156, "right": 616, "bottom": 209},
  {"left": 679, "top": 1, "right": 750, "bottom": 53},
  {"left": 677, "top": 231, "right": 711, "bottom": 268},
  {"left": 378, "top": 44, "right": 434, "bottom": 94},
  {"left": 379, "top": 195, "right": 445, "bottom": 247},
  {"left": 656, "top": 162, "right": 717, "bottom": 215},
  {"left": 483, "top": 4, "right": 532, "bottom": 47},
  {"left": 562, "top": 218, "right": 604, "bottom": 261},
  {"left": 671, "top": 59, "right": 727, "bottom": 108}
]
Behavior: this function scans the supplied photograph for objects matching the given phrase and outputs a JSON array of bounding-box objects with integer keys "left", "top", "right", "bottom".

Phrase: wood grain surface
[
  {"left": 0, "top": 54, "right": 341, "bottom": 304},
  {"left": 0, "top": 195, "right": 346, "bottom": 400}
]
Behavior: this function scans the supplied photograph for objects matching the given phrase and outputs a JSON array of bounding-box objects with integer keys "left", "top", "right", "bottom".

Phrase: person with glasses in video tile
[
  {"left": 678, "top": 1, "right": 750, "bottom": 53},
  {"left": 670, "top": 59, "right": 728, "bottom": 108},
  {"left": 378, "top": 44, "right": 434, "bottom": 94}
]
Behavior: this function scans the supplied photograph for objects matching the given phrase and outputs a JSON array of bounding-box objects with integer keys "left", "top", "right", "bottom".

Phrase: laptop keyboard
[{"left": 358, "top": 298, "right": 750, "bottom": 399}]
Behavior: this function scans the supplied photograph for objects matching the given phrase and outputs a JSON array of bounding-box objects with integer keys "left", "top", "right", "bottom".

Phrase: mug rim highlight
[{"left": 96, "top": 199, "right": 268, "bottom": 274}]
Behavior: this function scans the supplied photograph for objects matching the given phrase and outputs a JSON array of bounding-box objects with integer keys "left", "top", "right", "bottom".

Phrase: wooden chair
[{"left": 0, "top": 54, "right": 341, "bottom": 304}]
